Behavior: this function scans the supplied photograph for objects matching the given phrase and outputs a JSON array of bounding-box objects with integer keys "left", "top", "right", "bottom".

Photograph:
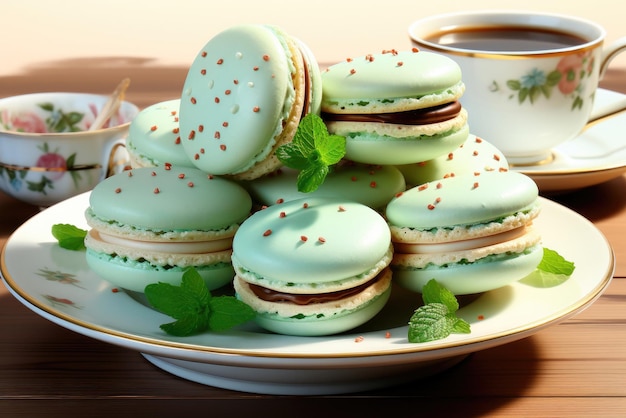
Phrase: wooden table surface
[{"left": 1, "top": 61, "right": 626, "bottom": 417}]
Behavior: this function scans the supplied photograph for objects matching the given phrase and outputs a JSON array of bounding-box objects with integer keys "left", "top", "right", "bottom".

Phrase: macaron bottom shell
[
  {"left": 242, "top": 285, "right": 391, "bottom": 337},
  {"left": 392, "top": 245, "right": 544, "bottom": 295},
  {"left": 86, "top": 250, "right": 234, "bottom": 293},
  {"left": 233, "top": 268, "right": 393, "bottom": 336},
  {"left": 341, "top": 124, "right": 469, "bottom": 165}
]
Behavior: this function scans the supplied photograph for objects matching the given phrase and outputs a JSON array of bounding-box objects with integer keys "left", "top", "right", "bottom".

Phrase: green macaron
[
  {"left": 386, "top": 170, "right": 542, "bottom": 295},
  {"left": 126, "top": 99, "right": 195, "bottom": 168},
  {"left": 84, "top": 165, "right": 252, "bottom": 293},
  {"left": 179, "top": 24, "right": 320, "bottom": 180},
  {"left": 232, "top": 197, "right": 393, "bottom": 336},
  {"left": 241, "top": 161, "right": 405, "bottom": 211},
  {"left": 321, "top": 49, "right": 469, "bottom": 165},
  {"left": 396, "top": 134, "right": 509, "bottom": 187}
]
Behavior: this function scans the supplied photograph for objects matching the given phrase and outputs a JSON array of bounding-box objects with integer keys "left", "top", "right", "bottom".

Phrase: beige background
[{"left": 3, "top": 0, "right": 626, "bottom": 77}]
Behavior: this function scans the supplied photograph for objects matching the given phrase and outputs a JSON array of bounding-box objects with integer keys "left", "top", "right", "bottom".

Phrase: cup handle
[
  {"left": 600, "top": 36, "right": 626, "bottom": 78},
  {"left": 104, "top": 141, "right": 128, "bottom": 178}
]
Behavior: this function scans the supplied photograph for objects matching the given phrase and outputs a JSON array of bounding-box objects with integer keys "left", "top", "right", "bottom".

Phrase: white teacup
[
  {"left": 409, "top": 11, "right": 626, "bottom": 165},
  {"left": 0, "top": 92, "right": 139, "bottom": 207}
]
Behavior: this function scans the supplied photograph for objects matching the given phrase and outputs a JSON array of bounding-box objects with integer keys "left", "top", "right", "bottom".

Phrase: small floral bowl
[{"left": 0, "top": 92, "right": 139, "bottom": 207}]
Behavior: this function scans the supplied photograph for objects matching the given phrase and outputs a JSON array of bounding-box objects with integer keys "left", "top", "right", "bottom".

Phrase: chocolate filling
[
  {"left": 248, "top": 275, "right": 381, "bottom": 305},
  {"left": 322, "top": 101, "right": 461, "bottom": 125}
]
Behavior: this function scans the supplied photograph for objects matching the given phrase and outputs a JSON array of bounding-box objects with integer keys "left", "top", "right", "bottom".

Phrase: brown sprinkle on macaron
[{"left": 263, "top": 229, "right": 272, "bottom": 237}]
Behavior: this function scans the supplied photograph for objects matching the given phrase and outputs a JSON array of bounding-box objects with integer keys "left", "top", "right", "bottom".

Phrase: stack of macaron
[
  {"left": 385, "top": 170, "right": 543, "bottom": 295},
  {"left": 320, "top": 48, "right": 469, "bottom": 166},
  {"left": 84, "top": 165, "right": 252, "bottom": 293},
  {"left": 81, "top": 23, "right": 549, "bottom": 339},
  {"left": 231, "top": 197, "right": 393, "bottom": 336}
]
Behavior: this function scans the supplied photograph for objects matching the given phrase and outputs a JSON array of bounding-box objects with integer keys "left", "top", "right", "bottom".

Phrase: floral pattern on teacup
[
  {"left": 492, "top": 51, "right": 595, "bottom": 109},
  {"left": 0, "top": 101, "right": 127, "bottom": 133},
  {"left": 0, "top": 102, "right": 87, "bottom": 133},
  {"left": 0, "top": 142, "right": 81, "bottom": 195}
]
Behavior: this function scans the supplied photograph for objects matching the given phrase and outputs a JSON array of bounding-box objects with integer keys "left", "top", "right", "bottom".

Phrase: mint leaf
[
  {"left": 276, "top": 113, "right": 346, "bottom": 192},
  {"left": 275, "top": 143, "right": 309, "bottom": 169},
  {"left": 408, "top": 279, "right": 471, "bottom": 343},
  {"left": 144, "top": 268, "right": 255, "bottom": 336},
  {"left": 51, "top": 223, "right": 87, "bottom": 251},
  {"left": 208, "top": 296, "right": 256, "bottom": 331},
  {"left": 519, "top": 248, "right": 575, "bottom": 288},
  {"left": 537, "top": 247, "right": 575, "bottom": 275},
  {"left": 298, "top": 160, "right": 329, "bottom": 193},
  {"left": 421, "top": 279, "right": 459, "bottom": 312}
]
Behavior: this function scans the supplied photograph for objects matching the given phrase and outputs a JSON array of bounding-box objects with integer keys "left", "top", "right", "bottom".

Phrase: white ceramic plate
[
  {"left": 516, "top": 88, "right": 626, "bottom": 193},
  {"left": 0, "top": 193, "right": 614, "bottom": 395}
]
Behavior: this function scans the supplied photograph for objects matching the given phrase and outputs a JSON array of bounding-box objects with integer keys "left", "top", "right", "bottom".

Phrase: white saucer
[
  {"left": 515, "top": 88, "right": 626, "bottom": 193},
  {"left": 0, "top": 193, "right": 614, "bottom": 395}
]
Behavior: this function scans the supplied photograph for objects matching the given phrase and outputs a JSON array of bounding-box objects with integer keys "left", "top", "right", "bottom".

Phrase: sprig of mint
[
  {"left": 408, "top": 279, "right": 471, "bottom": 343},
  {"left": 520, "top": 247, "right": 575, "bottom": 288},
  {"left": 144, "top": 268, "right": 255, "bottom": 336},
  {"left": 275, "top": 113, "right": 346, "bottom": 193},
  {"left": 51, "top": 223, "right": 87, "bottom": 251}
]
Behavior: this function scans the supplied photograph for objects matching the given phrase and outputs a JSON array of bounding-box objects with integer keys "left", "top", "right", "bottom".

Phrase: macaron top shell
[
  {"left": 127, "top": 99, "right": 193, "bottom": 167},
  {"left": 386, "top": 171, "right": 539, "bottom": 229},
  {"left": 396, "top": 134, "right": 509, "bottom": 186},
  {"left": 321, "top": 50, "right": 463, "bottom": 113},
  {"left": 242, "top": 163, "right": 405, "bottom": 209},
  {"left": 180, "top": 24, "right": 297, "bottom": 175},
  {"left": 87, "top": 166, "right": 252, "bottom": 233},
  {"left": 232, "top": 198, "right": 391, "bottom": 285}
]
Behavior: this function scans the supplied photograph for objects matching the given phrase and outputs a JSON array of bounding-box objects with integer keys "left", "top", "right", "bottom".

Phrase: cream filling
[
  {"left": 92, "top": 230, "right": 233, "bottom": 254},
  {"left": 394, "top": 226, "right": 527, "bottom": 254}
]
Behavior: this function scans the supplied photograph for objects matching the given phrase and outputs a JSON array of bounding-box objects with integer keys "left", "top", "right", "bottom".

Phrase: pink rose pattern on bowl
[{"left": 495, "top": 51, "right": 595, "bottom": 109}]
